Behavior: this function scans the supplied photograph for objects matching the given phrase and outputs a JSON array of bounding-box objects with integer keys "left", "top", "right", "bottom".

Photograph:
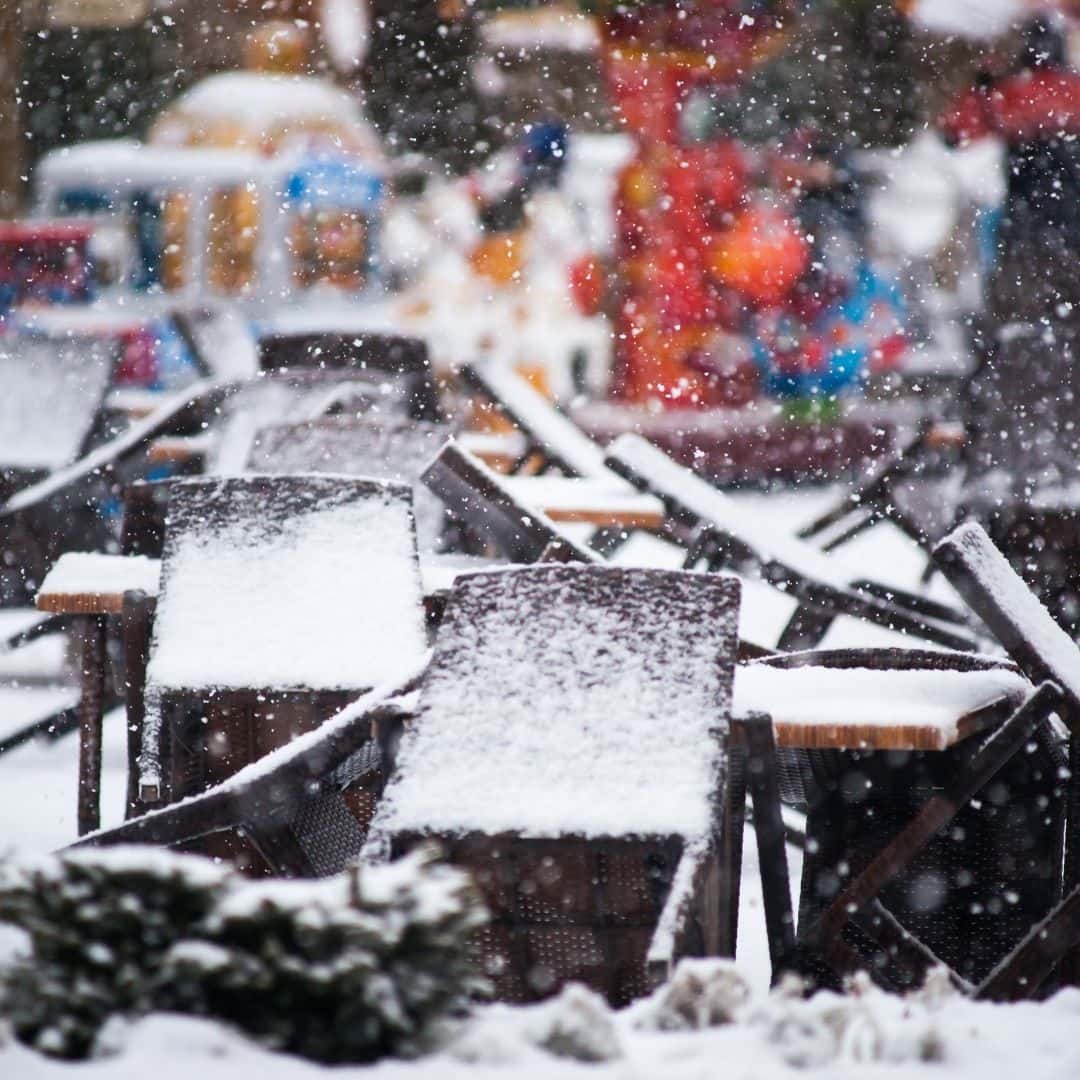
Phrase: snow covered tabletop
[
  {"left": 37, "top": 553, "right": 161, "bottom": 615},
  {"left": 735, "top": 660, "right": 1030, "bottom": 751},
  {"left": 500, "top": 475, "right": 666, "bottom": 528},
  {"left": 375, "top": 565, "right": 741, "bottom": 841},
  {"left": 146, "top": 475, "right": 426, "bottom": 694}
]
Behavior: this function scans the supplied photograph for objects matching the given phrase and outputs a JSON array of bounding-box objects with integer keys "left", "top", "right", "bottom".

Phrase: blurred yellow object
[
  {"left": 245, "top": 21, "right": 311, "bottom": 75},
  {"left": 621, "top": 160, "right": 657, "bottom": 211},
  {"left": 470, "top": 231, "right": 525, "bottom": 286}
]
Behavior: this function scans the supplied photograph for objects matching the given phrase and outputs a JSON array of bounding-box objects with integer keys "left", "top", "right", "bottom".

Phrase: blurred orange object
[
  {"left": 470, "top": 231, "right": 525, "bottom": 286},
  {"left": 709, "top": 203, "right": 809, "bottom": 306},
  {"left": 245, "top": 21, "right": 311, "bottom": 74}
]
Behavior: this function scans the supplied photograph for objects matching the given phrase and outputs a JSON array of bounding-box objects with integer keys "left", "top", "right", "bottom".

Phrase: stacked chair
[{"left": 18, "top": 347, "right": 1079, "bottom": 1007}]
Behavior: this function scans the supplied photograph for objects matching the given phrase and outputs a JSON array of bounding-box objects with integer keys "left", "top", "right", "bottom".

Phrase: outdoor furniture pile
[{"left": 14, "top": 343, "right": 1080, "bottom": 1007}]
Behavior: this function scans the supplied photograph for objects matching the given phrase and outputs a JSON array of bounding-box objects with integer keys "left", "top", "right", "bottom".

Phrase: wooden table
[
  {"left": 735, "top": 661, "right": 1029, "bottom": 753},
  {"left": 501, "top": 475, "right": 667, "bottom": 530},
  {"left": 735, "top": 649, "right": 1061, "bottom": 992},
  {"left": 37, "top": 554, "right": 161, "bottom": 834}
]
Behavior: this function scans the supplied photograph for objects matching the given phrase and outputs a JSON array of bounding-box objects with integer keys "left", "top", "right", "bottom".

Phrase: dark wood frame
[{"left": 422, "top": 440, "right": 599, "bottom": 564}]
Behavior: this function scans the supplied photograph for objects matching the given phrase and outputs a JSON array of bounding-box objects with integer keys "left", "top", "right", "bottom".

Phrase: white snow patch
[
  {"left": 736, "top": 664, "right": 1030, "bottom": 741},
  {"left": 147, "top": 487, "right": 426, "bottom": 693},
  {"left": 377, "top": 566, "right": 739, "bottom": 840},
  {"left": 37, "top": 554, "right": 161, "bottom": 603}
]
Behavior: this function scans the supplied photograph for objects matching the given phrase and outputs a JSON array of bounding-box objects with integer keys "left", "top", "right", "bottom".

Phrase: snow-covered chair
[
  {"left": 367, "top": 564, "right": 745, "bottom": 1006},
  {"left": 1, "top": 379, "right": 223, "bottom": 607},
  {"left": 931, "top": 521, "right": 1080, "bottom": 1000},
  {"left": 246, "top": 416, "right": 447, "bottom": 551},
  {"left": 604, "top": 432, "right": 980, "bottom": 652},
  {"left": 460, "top": 360, "right": 613, "bottom": 479},
  {"left": 0, "top": 331, "right": 118, "bottom": 501},
  {"left": 258, "top": 330, "right": 443, "bottom": 423},
  {"left": 128, "top": 474, "right": 428, "bottom": 870},
  {"left": 421, "top": 440, "right": 601, "bottom": 565}
]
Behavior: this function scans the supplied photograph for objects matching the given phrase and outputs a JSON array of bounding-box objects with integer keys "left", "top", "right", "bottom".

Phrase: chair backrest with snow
[
  {"left": 246, "top": 417, "right": 446, "bottom": 550},
  {"left": 258, "top": 331, "right": 442, "bottom": 422},
  {"left": 460, "top": 361, "right": 611, "bottom": 478},
  {"left": 605, "top": 432, "right": 978, "bottom": 652},
  {"left": 205, "top": 369, "right": 430, "bottom": 475},
  {"left": 0, "top": 331, "right": 117, "bottom": 497},
  {"left": 371, "top": 564, "right": 742, "bottom": 1006},
  {"left": 422, "top": 439, "right": 600, "bottom": 564},
  {"left": 136, "top": 475, "right": 428, "bottom": 857}
]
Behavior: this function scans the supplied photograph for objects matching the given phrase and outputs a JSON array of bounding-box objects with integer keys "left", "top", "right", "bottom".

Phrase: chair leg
[
  {"left": 715, "top": 739, "right": 747, "bottom": 958},
  {"left": 122, "top": 590, "right": 155, "bottom": 820},
  {"left": 739, "top": 712, "right": 797, "bottom": 983},
  {"left": 977, "top": 884, "right": 1080, "bottom": 1002},
  {"left": 76, "top": 614, "right": 108, "bottom": 836}
]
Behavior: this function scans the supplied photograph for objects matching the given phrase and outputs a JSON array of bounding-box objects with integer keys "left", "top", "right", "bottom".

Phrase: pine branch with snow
[{"left": 0, "top": 845, "right": 486, "bottom": 1064}]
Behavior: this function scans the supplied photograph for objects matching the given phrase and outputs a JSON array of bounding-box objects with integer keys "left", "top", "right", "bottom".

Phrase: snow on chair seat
[
  {"left": 136, "top": 474, "right": 428, "bottom": 865},
  {"left": 605, "top": 432, "right": 980, "bottom": 652},
  {"left": 369, "top": 564, "right": 743, "bottom": 1006}
]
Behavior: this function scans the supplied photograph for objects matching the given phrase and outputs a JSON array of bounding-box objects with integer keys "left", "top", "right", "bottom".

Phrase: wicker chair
[{"left": 368, "top": 564, "right": 744, "bottom": 1006}]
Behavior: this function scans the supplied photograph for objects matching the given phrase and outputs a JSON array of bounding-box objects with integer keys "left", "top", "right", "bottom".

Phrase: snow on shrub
[
  {"left": 750, "top": 971, "right": 947, "bottom": 1067},
  {"left": 160, "top": 846, "right": 487, "bottom": 1063},
  {"left": 0, "top": 845, "right": 486, "bottom": 1063},
  {"left": 0, "top": 847, "right": 229, "bottom": 1059},
  {"left": 631, "top": 958, "right": 751, "bottom": 1031},
  {"left": 450, "top": 984, "right": 623, "bottom": 1064}
]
